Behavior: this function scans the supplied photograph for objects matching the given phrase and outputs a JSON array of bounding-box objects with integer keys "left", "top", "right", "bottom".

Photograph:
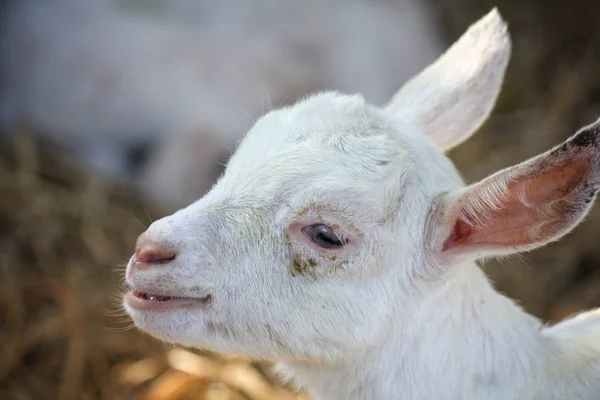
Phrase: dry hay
[{"left": 0, "top": 128, "right": 306, "bottom": 400}]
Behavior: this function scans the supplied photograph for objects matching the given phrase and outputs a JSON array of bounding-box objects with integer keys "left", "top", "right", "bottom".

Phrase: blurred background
[{"left": 0, "top": 0, "right": 599, "bottom": 398}]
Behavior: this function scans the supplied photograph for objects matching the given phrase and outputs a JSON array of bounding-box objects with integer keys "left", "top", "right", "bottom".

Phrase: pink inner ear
[{"left": 442, "top": 142, "right": 597, "bottom": 252}]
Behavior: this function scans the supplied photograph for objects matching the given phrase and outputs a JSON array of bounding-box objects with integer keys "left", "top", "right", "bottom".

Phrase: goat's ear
[
  {"left": 428, "top": 120, "right": 600, "bottom": 262},
  {"left": 386, "top": 8, "right": 510, "bottom": 152}
]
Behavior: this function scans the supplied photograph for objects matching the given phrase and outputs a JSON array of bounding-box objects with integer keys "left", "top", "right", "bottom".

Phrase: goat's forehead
[
  {"left": 254, "top": 92, "right": 393, "bottom": 143},
  {"left": 240, "top": 93, "right": 391, "bottom": 152},
  {"left": 230, "top": 93, "right": 405, "bottom": 173},
  {"left": 217, "top": 93, "right": 410, "bottom": 204}
]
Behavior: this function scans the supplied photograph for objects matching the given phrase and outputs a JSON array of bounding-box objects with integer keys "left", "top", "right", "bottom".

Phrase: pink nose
[{"left": 134, "top": 232, "right": 176, "bottom": 265}]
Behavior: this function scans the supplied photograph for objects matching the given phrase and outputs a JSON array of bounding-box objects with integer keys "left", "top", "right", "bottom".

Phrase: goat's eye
[{"left": 301, "top": 224, "right": 345, "bottom": 249}]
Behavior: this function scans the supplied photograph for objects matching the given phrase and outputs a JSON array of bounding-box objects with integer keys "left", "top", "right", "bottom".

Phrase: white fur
[
  {"left": 123, "top": 9, "right": 600, "bottom": 399},
  {"left": 0, "top": 0, "right": 443, "bottom": 209}
]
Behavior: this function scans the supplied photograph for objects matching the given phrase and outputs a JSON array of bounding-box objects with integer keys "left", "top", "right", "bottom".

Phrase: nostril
[
  {"left": 134, "top": 231, "right": 177, "bottom": 265},
  {"left": 135, "top": 243, "right": 176, "bottom": 264}
]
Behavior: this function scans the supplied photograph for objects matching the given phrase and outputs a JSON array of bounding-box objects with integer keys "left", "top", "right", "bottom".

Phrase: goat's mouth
[
  {"left": 125, "top": 290, "right": 212, "bottom": 312},
  {"left": 133, "top": 291, "right": 179, "bottom": 302}
]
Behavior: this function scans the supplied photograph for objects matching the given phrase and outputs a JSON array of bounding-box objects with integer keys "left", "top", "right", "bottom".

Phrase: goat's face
[
  {"left": 124, "top": 9, "right": 600, "bottom": 362},
  {"left": 124, "top": 92, "right": 462, "bottom": 361}
]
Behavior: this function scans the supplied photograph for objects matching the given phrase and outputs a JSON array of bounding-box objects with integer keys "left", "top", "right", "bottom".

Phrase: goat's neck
[{"left": 277, "top": 262, "right": 598, "bottom": 400}]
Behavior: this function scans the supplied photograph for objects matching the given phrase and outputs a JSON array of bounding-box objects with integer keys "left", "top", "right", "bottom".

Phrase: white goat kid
[{"left": 123, "top": 9, "right": 600, "bottom": 400}]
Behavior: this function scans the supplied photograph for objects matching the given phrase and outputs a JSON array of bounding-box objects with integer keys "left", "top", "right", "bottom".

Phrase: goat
[
  {"left": 0, "top": 0, "right": 442, "bottom": 210},
  {"left": 122, "top": 9, "right": 600, "bottom": 399}
]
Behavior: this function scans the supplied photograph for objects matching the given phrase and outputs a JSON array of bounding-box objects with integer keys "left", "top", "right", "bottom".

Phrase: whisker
[
  {"left": 104, "top": 321, "right": 137, "bottom": 333},
  {"left": 332, "top": 231, "right": 347, "bottom": 247},
  {"left": 134, "top": 217, "right": 147, "bottom": 230},
  {"left": 143, "top": 207, "right": 154, "bottom": 225},
  {"left": 263, "top": 83, "right": 273, "bottom": 112},
  {"left": 235, "top": 107, "right": 254, "bottom": 126}
]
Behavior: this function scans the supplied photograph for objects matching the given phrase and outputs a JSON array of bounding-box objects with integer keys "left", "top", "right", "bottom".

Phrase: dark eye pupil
[{"left": 302, "top": 224, "right": 344, "bottom": 249}]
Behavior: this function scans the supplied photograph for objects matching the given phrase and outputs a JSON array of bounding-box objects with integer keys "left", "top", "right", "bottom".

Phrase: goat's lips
[
  {"left": 133, "top": 291, "right": 173, "bottom": 302},
  {"left": 125, "top": 290, "right": 210, "bottom": 312}
]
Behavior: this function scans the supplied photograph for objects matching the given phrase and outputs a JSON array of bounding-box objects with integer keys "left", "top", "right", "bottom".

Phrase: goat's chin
[
  {"left": 124, "top": 301, "right": 199, "bottom": 340},
  {"left": 124, "top": 305, "right": 248, "bottom": 355},
  {"left": 125, "top": 308, "right": 335, "bottom": 363}
]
